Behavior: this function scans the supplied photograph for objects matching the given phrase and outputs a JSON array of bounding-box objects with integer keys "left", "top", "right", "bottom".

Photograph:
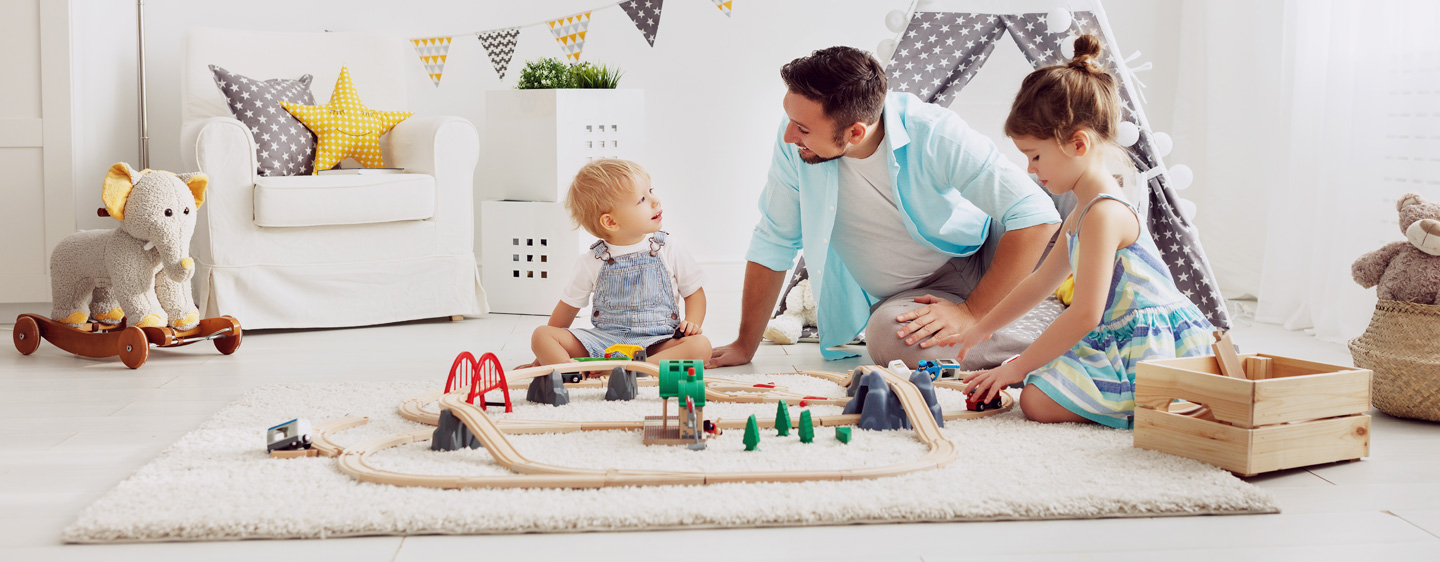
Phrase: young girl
[
  {"left": 522, "top": 159, "right": 711, "bottom": 368},
  {"left": 940, "top": 35, "right": 1215, "bottom": 429}
]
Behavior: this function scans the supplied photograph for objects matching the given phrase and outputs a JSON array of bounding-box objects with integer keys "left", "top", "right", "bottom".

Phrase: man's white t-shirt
[
  {"left": 830, "top": 139, "right": 953, "bottom": 299},
  {"left": 560, "top": 233, "right": 706, "bottom": 310}
]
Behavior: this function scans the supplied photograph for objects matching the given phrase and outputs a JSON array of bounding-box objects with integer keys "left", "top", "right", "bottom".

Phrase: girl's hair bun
[{"left": 1067, "top": 34, "right": 1103, "bottom": 73}]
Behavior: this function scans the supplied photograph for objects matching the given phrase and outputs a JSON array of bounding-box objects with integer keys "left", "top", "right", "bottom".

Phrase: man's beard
[
  {"left": 798, "top": 133, "right": 850, "bottom": 165},
  {"left": 799, "top": 150, "right": 843, "bottom": 165}
]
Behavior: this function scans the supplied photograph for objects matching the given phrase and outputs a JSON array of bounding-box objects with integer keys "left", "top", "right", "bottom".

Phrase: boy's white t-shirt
[{"left": 560, "top": 233, "right": 706, "bottom": 311}]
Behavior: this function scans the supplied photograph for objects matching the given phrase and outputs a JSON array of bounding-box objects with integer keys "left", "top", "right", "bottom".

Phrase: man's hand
[
  {"left": 706, "top": 341, "right": 756, "bottom": 369},
  {"left": 895, "top": 295, "right": 977, "bottom": 348}
]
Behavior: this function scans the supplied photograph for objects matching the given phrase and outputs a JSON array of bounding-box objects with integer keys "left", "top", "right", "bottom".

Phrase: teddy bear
[
  {"left": 1352, "top": 192, "right": 1440, "bottom": 304},
  {"left": 763, "top": 277, "right": 818, "bottom": 345}
]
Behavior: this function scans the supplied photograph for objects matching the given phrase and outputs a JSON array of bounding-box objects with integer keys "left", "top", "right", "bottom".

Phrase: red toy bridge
[{"left": 444, "top": 351, "right": 512, "bottom": 413}]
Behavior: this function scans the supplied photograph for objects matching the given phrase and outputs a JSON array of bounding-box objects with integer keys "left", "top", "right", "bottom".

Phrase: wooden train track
[{"left": 326, "top": 364, "right": 1011, "bottom": 489}]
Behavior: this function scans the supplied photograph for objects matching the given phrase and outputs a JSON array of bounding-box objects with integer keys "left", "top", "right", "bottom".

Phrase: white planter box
[
  {"left": 479, "top": 200, "right": 595, "bottom": 315},
  {"left": 482, "top": 88, "right": 645, "bottom": 203}
]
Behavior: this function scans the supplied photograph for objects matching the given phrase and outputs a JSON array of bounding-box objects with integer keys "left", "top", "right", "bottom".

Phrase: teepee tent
[{"left": 880, "top": 0, "right": 1231, "bottom": 329}]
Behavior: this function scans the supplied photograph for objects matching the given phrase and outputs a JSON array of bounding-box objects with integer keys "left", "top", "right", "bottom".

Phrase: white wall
[{"left": 69, "top": 0, "right": 1187, "bottom": 291}]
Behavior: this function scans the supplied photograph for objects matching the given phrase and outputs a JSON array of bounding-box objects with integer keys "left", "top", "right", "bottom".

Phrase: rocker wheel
[
  {"left": 213, "top": 316, "right": 242, "bottom": 355},
  {"left": 118, "top": 327, "right": 149, "bottom": 369},
  {"left": 14, "top": 316, "right": 41, "bottom": 355}
]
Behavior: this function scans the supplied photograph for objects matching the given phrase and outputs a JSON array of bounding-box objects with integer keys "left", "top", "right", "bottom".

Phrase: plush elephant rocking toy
[{"left": 12, "top": 163, "right": 242, "bottom": 368}]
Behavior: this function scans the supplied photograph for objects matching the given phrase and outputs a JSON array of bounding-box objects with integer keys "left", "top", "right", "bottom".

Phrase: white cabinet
[
  {"left": 479, "top": 200, "right": 594, "bottom": 315},
  {"left": 481, "top": 89, "right": 645, "bottom": 202}
]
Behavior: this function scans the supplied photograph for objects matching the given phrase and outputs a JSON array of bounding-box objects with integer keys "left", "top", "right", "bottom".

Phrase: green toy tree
[
  {"left": 799, "top": 410, "right": 814, "bottom": 443},
  {"left": 743, "top": 414, "right": 760, "bottom": 451},
  {"left": 775, "top": 401, "right": 791, "bottom": 436}
]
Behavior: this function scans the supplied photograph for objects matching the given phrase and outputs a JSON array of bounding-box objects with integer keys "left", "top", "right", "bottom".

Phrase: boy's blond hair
[{"left": 566, "top": 158, "right": 651, "bottom": 239}]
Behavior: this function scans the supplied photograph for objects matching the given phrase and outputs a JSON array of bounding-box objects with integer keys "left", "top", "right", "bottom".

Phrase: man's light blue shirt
[{"left": 745, "top": 92, "right": 1061, "bottom": 359}]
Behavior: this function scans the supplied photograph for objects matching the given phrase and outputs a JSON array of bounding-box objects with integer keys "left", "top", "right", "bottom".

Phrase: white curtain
[{"left": 1255, "top": 0, "right": 1440, "bottom": 343}]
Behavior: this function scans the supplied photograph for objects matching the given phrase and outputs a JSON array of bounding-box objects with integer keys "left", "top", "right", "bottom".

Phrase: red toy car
[{"left": 966, "top": 389, "right": 1003, "bottom": 412}]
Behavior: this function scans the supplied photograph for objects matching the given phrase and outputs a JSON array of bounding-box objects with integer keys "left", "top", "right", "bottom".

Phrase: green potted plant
[
  {"left": 483, "top": 58, "right": 644, "bottom": 203},
  {"left": 515, "top": 58, "right": 625, "bottom": 90}
]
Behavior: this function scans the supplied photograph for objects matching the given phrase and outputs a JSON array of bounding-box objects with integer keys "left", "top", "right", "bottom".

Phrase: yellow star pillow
[{"left": 281, "top": 66, "right": 411, "bottom": 172}]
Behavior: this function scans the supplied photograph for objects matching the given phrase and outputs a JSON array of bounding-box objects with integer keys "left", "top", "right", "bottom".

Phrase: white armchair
[{"left": 181, "top": 28, "right": 487, "bottom": 329}]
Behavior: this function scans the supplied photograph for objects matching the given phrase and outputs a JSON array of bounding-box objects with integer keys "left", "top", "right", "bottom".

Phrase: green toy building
[
  {"left": 658, "top": 360, "right": 704, "bottom": 401},
  {"left": 645, "top": 360, "right": 709, "bottom": 447}
]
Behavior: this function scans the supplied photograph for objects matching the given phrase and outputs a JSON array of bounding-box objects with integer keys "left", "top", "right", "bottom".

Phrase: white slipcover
[{"left": 181, "top": 28, "right": 488, "bottom": 329}]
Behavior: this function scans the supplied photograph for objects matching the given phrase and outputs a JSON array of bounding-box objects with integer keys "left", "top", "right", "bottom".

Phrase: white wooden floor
[{"left": 2, "top": 294, "right": 1438, "bottom": 561}]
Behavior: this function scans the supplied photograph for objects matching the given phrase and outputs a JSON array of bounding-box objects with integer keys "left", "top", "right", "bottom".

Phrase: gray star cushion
[{"left": 208, "top": 65, "right": 318, "bottom": 177}]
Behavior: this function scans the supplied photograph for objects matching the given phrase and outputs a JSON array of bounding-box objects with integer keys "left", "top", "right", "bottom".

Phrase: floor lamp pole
[{"left": 136, "top": 0, "right": 149, "bottom": 169}]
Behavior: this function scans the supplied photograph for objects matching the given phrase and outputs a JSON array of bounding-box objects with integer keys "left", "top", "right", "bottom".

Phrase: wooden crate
[{"left": 1133, "top": 354, "right": 1371, "bottom": 477}]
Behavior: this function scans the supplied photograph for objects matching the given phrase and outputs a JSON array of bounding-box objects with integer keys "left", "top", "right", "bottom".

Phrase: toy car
[
  {"left": 567, "top": 345, "right": 648, "bottom": 382},
  {"left": 965, "top": 390, "right": 1003, "bottom": 412},
  {"left": 916, "top": 359, "right": 964, "bottom": 381},
  {"left": 266, "top": 418, "right": 312, "bottom": 452},
  {"left": 886, "top": 359, "right": 912, "bottom": 377},
  {"left": 603, "top": 344, "right": 646, "bottom": 361}
]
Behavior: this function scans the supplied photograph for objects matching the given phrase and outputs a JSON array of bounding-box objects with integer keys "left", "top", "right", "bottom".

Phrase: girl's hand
[
  {"left": 961, "top": 362, "right": 1026, "bottom": 405},
  {"left": 678, "top": 320, "right": 703, "bottom": 336},
  {"left": 939, "top": 326, "right": 993, "bottom": 362}
]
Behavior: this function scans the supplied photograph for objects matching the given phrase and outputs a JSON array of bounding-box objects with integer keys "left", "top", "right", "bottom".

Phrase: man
[{"left": 708, "top": 46, "right": 1061, "bottom": 369}]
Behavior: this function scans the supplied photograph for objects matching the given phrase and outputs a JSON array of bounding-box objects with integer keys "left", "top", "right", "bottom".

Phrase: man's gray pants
[{"left": 863, "top": 221, "right": 1062, "bottom": 371}]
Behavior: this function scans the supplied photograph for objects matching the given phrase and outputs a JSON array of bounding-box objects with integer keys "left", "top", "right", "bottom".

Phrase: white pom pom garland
[
  {"left": 1047, "top": 8, "right": 1073, "bottom": 34},
  {"left": 1152, "top": 132, "right": 1173, "bottom": 157},
  {"left": 886, "top": 10, "right": 908, "bottom": 33},
  {"left": 1116, "top": 121, "right": 1140, "bottom": 147},
  {"left": 1168, "top": 164, "right": 1194, "bottom": 191}
]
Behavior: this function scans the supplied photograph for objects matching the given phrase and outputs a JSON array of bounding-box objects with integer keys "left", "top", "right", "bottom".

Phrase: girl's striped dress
[{"left": 1024, "top": 194, "right": 1216, "bottom": 429}]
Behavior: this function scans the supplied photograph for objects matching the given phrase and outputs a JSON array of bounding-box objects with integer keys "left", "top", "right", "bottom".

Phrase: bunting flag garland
[
  {"left": 547, "top": 12, "right": 593, "bottom": 63},
  {"left": 619, "top": 0, "right": 665, "bottom": 47},
  {"left": 407, "top": 0, "right": 735, "bottom": 84},
  {"left": 477, "top": 27, "right": 521, "bottom": 79},
  {"left": 410, "top": 37, "right": 453, "bottom": 87}
]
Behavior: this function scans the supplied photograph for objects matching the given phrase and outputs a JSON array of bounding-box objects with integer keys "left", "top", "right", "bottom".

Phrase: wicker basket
[{"left": 1348, "top": 299, "right": 1440, "bottom": 422}]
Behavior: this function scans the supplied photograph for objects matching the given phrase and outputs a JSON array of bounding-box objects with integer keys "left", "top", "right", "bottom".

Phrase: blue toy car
[{"left": 916, "top": 359, "right": 963, "bottom": 381}]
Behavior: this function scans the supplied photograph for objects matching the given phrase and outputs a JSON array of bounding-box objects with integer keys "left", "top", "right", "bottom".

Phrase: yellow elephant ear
[
  {"left": 101, "top": 162, "right": 140, "bottom": 220},
  {"left": 179, "top": 172, "right": 209, "bottom": 208}
]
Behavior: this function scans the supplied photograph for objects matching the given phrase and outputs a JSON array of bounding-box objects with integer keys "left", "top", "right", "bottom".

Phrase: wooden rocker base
[{"left": 13, "top": 313, "right": 243, "bottom": 369}]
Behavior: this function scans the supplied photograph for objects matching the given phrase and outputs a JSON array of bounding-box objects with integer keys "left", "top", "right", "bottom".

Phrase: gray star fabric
[
  {"left": 886, "top": 13, "right": 1007, "bottom": 103},
  {"left": 887, "top": 11, "right": 1231, "bottom": 329},
  {"left": 208, "top": 65, "right": 317, "bottom": 177},
  {"left": 478, "top": 28, "right": 521, "bottom": 80},
  {"left": 619, "top": 0, "right": 664, "bottom": 47}
]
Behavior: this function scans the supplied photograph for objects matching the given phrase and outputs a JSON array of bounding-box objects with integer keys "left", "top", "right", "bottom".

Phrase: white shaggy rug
[{"left": 63, "top": 378, "right": 1278, "bottom": 543}]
